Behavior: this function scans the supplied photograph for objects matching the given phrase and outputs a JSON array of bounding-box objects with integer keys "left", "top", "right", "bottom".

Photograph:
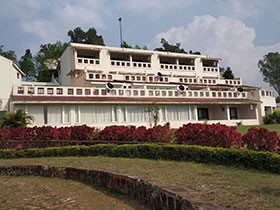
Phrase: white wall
[{"left": 0, "top": 56, "right": 22, "bottom": 111}]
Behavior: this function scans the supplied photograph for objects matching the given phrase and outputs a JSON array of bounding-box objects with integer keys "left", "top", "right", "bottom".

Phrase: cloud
[
  {"left": 151, "top": 15, "right": 280, "bottom": 89},
  {"left": 120, "top": 0, "right": 198, "bottom": 15},
  {"left": 19, "top": 0, "right": 108, "bottom": 45}
]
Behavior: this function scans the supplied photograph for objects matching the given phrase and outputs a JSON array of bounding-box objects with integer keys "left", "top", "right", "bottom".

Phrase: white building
[
  {"left": 7, "top": 43, "right": 276, "bottom": 128},
  {"left": 0, "top": 55, "right": 24, "bottom": 113}
]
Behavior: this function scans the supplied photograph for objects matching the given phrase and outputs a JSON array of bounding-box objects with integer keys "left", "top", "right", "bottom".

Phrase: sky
[{"left": 1, "top": 0, "right": 280, "bottom": 90}]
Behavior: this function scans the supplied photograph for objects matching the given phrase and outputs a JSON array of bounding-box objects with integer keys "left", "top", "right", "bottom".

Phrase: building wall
[{"left": 0, "top": 56, "right": 22, "bottom": 111}]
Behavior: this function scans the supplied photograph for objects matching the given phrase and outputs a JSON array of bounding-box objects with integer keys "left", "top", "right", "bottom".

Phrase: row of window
[
  {"left": 203, "top": 67, "right": 218, "bottom": 72},
  {"left": 225, "top": 80, "right": 241, "bottom": 85},
  {"left": 15, "top": 105, "right": 197, "bottom": 125}
]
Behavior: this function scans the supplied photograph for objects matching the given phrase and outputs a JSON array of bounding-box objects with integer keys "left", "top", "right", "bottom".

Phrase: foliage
[
  {"left": 154, "top": 38, "right": 187, "bottom": 53},
  {"left": 18, "top": 49, "right": 36, "bottom": 81},
  {"left": 242, "top": 127, "right": 279, "bottom": 152},
  {"left": 0, "top": 110, "right": 34, "bottom": 128},
  {"left": 35, "top": 41, "right": 68, "bottom": 82},
  {"left": 263, "top": 111, "right": 280, "bottom": 124},
  {"left": 258, "top": 52, "right": 280, "bottom": 95},
  {"left": 144, "top": 103, "right": 160, "bottom": 127},
  {"left": 175, "top": 123, "right": 242, "bottom": 148},
  {"left": 0, "top": 44, "right": 17, "bottom": 63},
  {"left": 70, "top": 125, "right": 95, "bottom": 140},
  {"left": 68, "top": 27, "right": 105, "bottom": 45},
  {"left": 0, "top": 144, "right": 279, "bottom": 174},
  {"left": 220, "top": 66, "right": 234, "bottom": 79}
]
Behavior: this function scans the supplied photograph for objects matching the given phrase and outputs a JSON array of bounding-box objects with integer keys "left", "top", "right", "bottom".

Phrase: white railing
[
  {"left": 13, "top": 85, "right": 248, "bottom": 99},
  {"left": 225, "top": 78, "right": 242, "bottom": 86},
  {"left": 110, "top": 60, "right": 151, "bottom": 69},
  {"left": 76, "top": 57, "right": 100, "bottom": 65},
  {"left": 203, "top": 67, "right": 218, "bottom": 72},
  {"left": 160, "top": 64, "right": 195, "bottom": 71}
]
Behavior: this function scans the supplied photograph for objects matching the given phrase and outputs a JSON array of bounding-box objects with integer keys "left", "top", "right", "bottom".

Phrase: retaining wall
[{"left": 0, "top": 165, "right": 193, "bottom": 210}]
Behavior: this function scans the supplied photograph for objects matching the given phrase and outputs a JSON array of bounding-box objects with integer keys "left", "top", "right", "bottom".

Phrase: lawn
[
  {"left": 0, "top": 175, "right": 149, "bottom": 210},
  {"left": 0, "top": 156, "right": 279, "bottom": 210},
  {"left": 236, "top": 124, "right": 280, "bottom": 135}
]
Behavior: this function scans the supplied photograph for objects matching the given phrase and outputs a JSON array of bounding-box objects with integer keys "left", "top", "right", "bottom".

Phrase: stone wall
[{"left": 0, "top": 165, "right": 193, "bottom": 210}]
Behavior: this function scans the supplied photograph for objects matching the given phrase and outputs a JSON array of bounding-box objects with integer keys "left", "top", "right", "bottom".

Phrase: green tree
[
  {"left": 154, "top": 38, "right": 187, "bottom": 53},
  {"left": 145, "top": 103, "right": 160, "bottom": 127},
  {"left": 68, "top": 27, "right": 105, "bottom": 45},
  {"left": 35, "top": 41, "right": 68, "bottom": 82},
  {"left": 1, "top": 109, "right": 34, "bottom": 128},
  {"left": 220, "top": 66, "right": 234, "bottom": 79},
  {"left": 18, "top": 49, "right": 36, "bottom": 81},
  {"left": 258, "top": 52, "right": 280, "bottom": 96},
  {"left": 0, "top": 45, "right": 17, "bottom": 63}
]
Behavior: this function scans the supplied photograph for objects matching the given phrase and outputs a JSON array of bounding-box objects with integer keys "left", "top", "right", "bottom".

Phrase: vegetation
[
  {"left": 0, "top": 176, "right": 146, "bottom": 210},
  {"left": 0, "top": 156, "right": 279, "bottom": 210},
  {"left": 18, "top": 49, "right": 36, "bottom": 81},
  {"left": 0, "top": 144, "right": 279, "bottom": 173},
  {"left": 68, "top": 27, "right": 105, "bottom": 45},
  {"left": 220, "top": 66, "right": 234, "bottom": 79},
  {"left": 0, "top": 109, "right": 34, "bottom": 128},
  {"left": 258, "top": 51, "right": 280, "bottom": 96},
  {"left": 0, "top": 44, "right": 17, "bottom": 63}
]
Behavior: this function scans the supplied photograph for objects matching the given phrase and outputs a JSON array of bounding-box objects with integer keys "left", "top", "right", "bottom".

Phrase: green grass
[
  {"left": 0, "top": 175, "right": 148, "bottom": 210},
  {"left": 0, "top": 156, "right": 279, "bottom": 210},
  {"left": 236, "top": 124, "right": 280, "bottom": 135}
]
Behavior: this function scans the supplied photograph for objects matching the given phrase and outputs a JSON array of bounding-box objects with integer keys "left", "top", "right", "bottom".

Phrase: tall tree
[
  {"left": 220, "top": 66, "right": 234, "bottom": 79},
  {"left": 18, "top": 49, "right": 36, "bottom": 81},
  {"left": 0, "top": 45, "right": 17, "bottom": 63},
  {"left": 68, "top": 27, "right": 105, "bottom": 45},
  {"left": 258, "top": 52, "right": 280, "bottom": 96},
  {"left": 154, "top": 38, "right": 187, "bottom": 53},
  {"left": 35, "top": 41, "right": 68, "bottom": 82}
]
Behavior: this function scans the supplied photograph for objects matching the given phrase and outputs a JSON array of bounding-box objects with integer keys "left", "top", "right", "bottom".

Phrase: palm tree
[{"left": 1, "top": 109, "right": 34, "bottom": 128}]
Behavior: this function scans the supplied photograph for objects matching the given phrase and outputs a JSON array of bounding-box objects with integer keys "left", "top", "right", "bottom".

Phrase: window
[
  {"left": 229, "top": 108, "right": 238, "bottom": 120},
  {"left": 197, "top": 108, "right": 209, "bottom": 120}
]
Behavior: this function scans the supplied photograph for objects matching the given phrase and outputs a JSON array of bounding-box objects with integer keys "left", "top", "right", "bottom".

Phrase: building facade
[{"left": 9, "top": 43, "right": 276, "bottom": 128}]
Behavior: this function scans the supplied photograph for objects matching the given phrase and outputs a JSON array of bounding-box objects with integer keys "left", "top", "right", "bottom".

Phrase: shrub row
[
  {"left": 0, "top": 144, "right": 279, "bottom": 174},
  {"left": 0, "top": 125, "right": 95, "bottom": 141},
  {"left": 0, "top": 123, "right": 279, "bottom": 153}
]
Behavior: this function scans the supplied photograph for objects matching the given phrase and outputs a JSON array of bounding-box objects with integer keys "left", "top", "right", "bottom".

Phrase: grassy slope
[
  {"left": 0, "top": 156, "right": 279, "bottom": 210},
  {"left": 236, "top": 124, "right": 280, "bottom": 135}
]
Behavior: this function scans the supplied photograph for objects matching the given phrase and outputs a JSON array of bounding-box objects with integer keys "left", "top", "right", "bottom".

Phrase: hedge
[{"left": 0, "top": 144, "right": 279, "bottom": 174}]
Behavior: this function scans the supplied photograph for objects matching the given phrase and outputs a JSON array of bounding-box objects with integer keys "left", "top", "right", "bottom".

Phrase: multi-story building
[{"left": 9, "top": 43, "right": 276, "bottom": 128}]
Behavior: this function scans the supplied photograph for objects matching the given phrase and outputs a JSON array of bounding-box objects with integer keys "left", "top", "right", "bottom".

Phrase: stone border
[{"left": 0, "top": 165, "right": 193, "bottom": 210}]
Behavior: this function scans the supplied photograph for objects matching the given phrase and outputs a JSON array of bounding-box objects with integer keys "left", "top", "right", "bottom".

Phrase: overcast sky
[{"left": 1, "top": 0, "right": 280, "bottom": 90}]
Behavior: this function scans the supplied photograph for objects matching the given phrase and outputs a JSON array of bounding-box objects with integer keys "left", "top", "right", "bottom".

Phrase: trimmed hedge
[{"left": 0, "top": 144, "right": 279, "bottom": 174}]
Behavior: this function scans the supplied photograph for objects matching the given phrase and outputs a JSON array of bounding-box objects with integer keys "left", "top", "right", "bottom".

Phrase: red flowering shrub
[
  {"left": 146, "top": 125, "right": 173, "bottom": 143},
  {"left": 99, "top": 125, "right": 131, "bottom": 141},
  {"left": 35, "top": 126, "right": 59, "bottom": 140},
  {"left": 24, "top": 127, "right": 39, "bottom": 141},
  {"left": 70, "top": 125, "right": 95, "bottom": 140},
  {"left": 175, "top": 123, "right": 242, "bottom": 148},
  {"left": 0, "top": 128, "right": 10, "bottom": 140},
  {"left": 58, "top": 127, "right": 72, "bottom": 140},
  {"left": 242, "top": 127, "right": 279, "bottom": 152},
  {"left": 8, "top": 127, "right": 27, "bottom": 140}
]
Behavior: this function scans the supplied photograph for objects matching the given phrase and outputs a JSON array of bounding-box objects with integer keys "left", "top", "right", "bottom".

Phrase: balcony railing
[
  {"left": 13, "top": 85, "right": 248, "bottom": 99},
  {"left": 110, "top": 60, "right": 151, "bottom": 69},
  {"left": 77, "top": 57, "right": 100, "bottom": 65},
  {"left": 160, "top": 64, "right": 195, "bottom": 71}
]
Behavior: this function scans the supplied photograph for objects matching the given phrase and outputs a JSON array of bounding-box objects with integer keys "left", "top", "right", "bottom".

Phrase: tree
[
  {"left": 68, "top": 27, "right": 105, "bottom": 45},
  {"left": 220, "top": 66, "right": 234, "bottom": 79},
  {"left": 258, "top": 52, "right": 280, "bottom": 96},
  {"left": 18, "top": 49, "right": 36, "bottom": 81},
  {"left": 154, "top": 38, "right": 187, "bottom": 53},
  {"left": 145, "top": 103, "right": 160, "bottom": 127},
  {"left": 0, "top": 45, "right": 17, "bottom": 63},
  {"left": 35, "top": 41, "right": 68, "bottom": 82},
  {"left": 1, "top": 109, "right": 34, "bottom": 128}
]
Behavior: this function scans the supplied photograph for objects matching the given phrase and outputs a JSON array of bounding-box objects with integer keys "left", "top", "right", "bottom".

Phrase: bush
[
  {"left": 8, "top": 127, "right": 27, "bottom": 140},
  {"left": 70, "top": 125, "right": 95, "bottom": 140},
  {"left": 263, "top": 111, "right": 280, "bottom": 124},
  {"left": 99, "top": 125, "right": 132, "bottom": 141},
  {"left": 242, "top": 127, "right": 279, "bottom": 152},
  {"left": 146, "top": 125, "right": 173, "bottom": 143},
  {"left": 175, "top": 123, "right": 242, "bottom": 148},
  {"left": 58, "top": 127, "right": 72, "bottom": 140},
  {"left": 0, "top": 144, "right": 279, "bottom": 174},
  {"left": 0, "top": 128, "right": 10, "bottom": 140},
  {"left": 35, "top": 126, "right": 59, "bottom": 140}
]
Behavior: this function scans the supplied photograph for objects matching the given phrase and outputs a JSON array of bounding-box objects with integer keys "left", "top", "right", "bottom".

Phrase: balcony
[{"left": 13, "top": 85, "right": 248, "bottom": 100}]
